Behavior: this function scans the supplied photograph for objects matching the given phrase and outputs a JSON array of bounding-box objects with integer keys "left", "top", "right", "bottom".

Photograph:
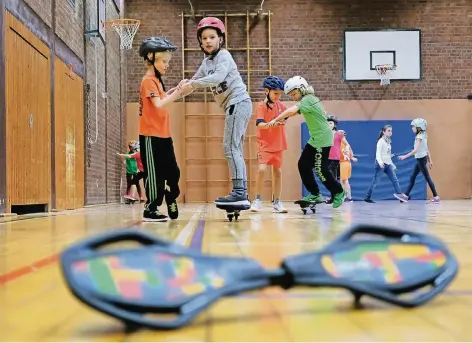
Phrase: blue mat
[{"left": 301, "top": 120, "right": 426, "bottom": 200}]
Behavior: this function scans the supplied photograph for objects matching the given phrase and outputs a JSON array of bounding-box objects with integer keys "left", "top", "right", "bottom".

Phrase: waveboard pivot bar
[
  {"left": 294, "top": 199, "right": 316, "bottom": 214},
  {"left": 60, "top": 224, "right": 458, "bottom": 331},
  {"left": 215, "top": 203, "right": 250, "bottom": 222}
]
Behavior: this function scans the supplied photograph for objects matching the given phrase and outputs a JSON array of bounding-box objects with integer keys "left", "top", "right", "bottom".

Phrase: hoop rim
[{"left": 101, "top": 18, "right": 141, "bottom": 29}]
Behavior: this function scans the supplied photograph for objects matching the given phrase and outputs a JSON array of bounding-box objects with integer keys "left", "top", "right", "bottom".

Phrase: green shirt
[
  {"left": 125, "top": 156, "right": 138, "bottom": 174},
  {"left": 297, "top": 94, "right": 333, "bottom": 148}
]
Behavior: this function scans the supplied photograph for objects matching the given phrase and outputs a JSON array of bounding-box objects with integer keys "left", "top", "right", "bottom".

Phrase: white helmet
[
  {"left": 411, "top": 118, "right": 427, "bottom": 131},
  {"left": 284, "top": 76, "right": 308, "bottom": 94}
]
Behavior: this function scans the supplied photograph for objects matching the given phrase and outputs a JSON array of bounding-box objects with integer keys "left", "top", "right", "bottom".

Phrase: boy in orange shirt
[
  {"left": 250, "top": 76, "right": 288, "bottom": 213},
  {"left": 138, "top": 37, "right": 186, "bottom": 222}
]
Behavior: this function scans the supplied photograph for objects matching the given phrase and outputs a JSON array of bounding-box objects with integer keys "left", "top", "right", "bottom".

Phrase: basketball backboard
[
  {"left": 84, "top": 0, "right": 106, "bottom": 42},
  {"left": 343, "top": 29, "right": 421, "bottom": 83}
]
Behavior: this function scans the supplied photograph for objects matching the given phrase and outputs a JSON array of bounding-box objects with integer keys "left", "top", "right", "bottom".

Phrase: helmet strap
[
  {"left": 265, "top": 90, "right": 274, "bottom": 109},
  {"left": 145, "top": 52, "right": 166, "bottom": 91}
]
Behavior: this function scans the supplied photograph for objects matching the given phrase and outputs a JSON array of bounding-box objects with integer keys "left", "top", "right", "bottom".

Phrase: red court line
[
  {"left": 0, "top": 220, "right": 143, "bottom": 286},
  {"left": 0, "top": 254, "right": 59, "bottom": 285}
]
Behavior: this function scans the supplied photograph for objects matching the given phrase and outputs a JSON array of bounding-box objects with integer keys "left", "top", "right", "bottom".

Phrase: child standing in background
[
  {"left": 365, "top": 124, "right": 409, "bottom": 203},
  {"left": 398, "top": 118, "right": 440, "bottom": 203},
  {"left": 117, "top": 141, "right": 145, "bottom": 203},
  {"left": 117, "top": 140, "right": 140, "bottom": 202},
  {"left": 250, "top": 76, "right": 288, "bottom": 213},
  {"left": 338, "top": 130, "right": 357, "bottom": 202},
  {"left": 325, "top": 116, "right": 351, "bottom": 204}
]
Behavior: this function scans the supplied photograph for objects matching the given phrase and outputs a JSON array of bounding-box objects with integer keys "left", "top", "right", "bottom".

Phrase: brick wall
[
  {"left": 125, "top": 0, "right": 472, "bottom": 102},
  {"left": 55, "top": 0, "right": 84, "bottom": 59},
  {"left": 105, "top": 0, "right": 123, "bottom": 203},
  {"left": 7, "top": 0, "right": 126, "bottom": 206},
  {"left": 84, "top": 0, "right": 124, "bottom": 205},
  {"left": 24, "top": 0, "right": 52, "bottom": 27}
]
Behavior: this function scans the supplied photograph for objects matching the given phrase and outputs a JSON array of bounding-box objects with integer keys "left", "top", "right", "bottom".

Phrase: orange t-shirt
[
  {"left": 255, "top": 100, "right": 288, "bottom": 152},
  {"left": 138, "top": 73, "right": 171, "bottom": 138}
]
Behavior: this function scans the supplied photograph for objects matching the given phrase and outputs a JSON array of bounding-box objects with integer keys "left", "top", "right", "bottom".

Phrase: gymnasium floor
[{"left": 1, "top": 199, "right": 472, "bottom": 341}]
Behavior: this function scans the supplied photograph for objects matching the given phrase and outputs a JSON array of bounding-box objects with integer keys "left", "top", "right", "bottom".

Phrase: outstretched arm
[
  {"left": 399, "top": 138, "right": 421, "bottom": 160},
  {"left": 266, "top": 105, "right": 300, "bottom": 127}
]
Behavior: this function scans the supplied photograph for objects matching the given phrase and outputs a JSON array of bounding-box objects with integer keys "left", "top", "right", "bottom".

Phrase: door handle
[{"left": 29, "top": 114, "right": 33, "bottom": 129}]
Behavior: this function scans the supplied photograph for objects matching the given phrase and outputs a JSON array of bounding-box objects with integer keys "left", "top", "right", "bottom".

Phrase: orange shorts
[
  {"left": 340, "top": 161, "right": 352, "bottom": 181},
  {"left": 258, "top": 151, "right": 283, "bottom": 168}
]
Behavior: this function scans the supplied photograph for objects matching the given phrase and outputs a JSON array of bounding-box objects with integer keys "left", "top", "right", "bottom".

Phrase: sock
[
  {"left": 255, "top": 194, "right": 261, "bottom": 200},
  {"left": 273, "top": 198, "right": 280, "bottom": 204},
  {"left": 232, "top": 179, "right": 245, "bottom": 196}
]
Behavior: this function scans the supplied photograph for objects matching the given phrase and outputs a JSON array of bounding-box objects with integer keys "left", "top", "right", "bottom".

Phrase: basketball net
[
  {"left": 375, "top": 64, "right": 395, "bottom": 86},
  {"left": 102, "top": 19, "right": 140, "bottom": 50}
]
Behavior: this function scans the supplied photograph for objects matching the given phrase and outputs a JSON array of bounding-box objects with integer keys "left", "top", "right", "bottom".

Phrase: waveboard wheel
[
  {"left": 234, "top": 213, "right": 240, "bottom": 221},
  {"left": 351, "top": 291, "right": 363, "bottom": 308},
  {"left": 227, "top": 214, "right": 234, "bottom": 222},
  {"left": 302, "top": 209, "right": 307, "bottom": 215}
]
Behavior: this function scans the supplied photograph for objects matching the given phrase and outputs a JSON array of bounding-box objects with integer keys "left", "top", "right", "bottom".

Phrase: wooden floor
[{"left": 1, "top": 199, "right": 472, "bottom": 341}]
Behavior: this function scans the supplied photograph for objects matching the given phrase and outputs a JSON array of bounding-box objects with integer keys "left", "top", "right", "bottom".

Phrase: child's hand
[
  {"left": 177, "top": 79, "right": 188, "bottom": 88},
  {"left": 351, "top": 157, "right": 358, "bottom": 162},
  {"left": 275, "top": 120, "right": 286, "bottom": 126},
  {"left": 398, "top": 155, "right": 407, "bottom": 160},
  {"left": 266, "top": 120, "right": 277, "bottom": 127},
  {"left": 178, "top": 82, "right": 194, "bottom": 95}
]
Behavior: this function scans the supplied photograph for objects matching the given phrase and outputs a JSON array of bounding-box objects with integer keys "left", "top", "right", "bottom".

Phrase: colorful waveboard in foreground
[{"left": 60, "top": 224, "right": 458, "bottom": 331}]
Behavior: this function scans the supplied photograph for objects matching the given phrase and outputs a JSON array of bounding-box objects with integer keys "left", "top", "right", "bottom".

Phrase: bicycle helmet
[
  {"left": 284, "top": 76, "right": 308, "bottom": 94},
  {"left": 411, "top": 118, "right": 427, "bottom": 131},
  {"left": 138, "top": 37, "right": 177, "bottom": 91},
  {"left": 196, "top": 17, "right": 226, "bottom": 56},
  {"left": 326, "top": 115, "right": 339, "bottom": 127},
  {"left": 262, "top": 76, "right": 285, "bottom": 107}
]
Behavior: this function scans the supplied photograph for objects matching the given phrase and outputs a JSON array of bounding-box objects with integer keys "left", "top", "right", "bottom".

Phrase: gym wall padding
[{"left": 301, "top": 120, "right": 427, "bottom": 201}]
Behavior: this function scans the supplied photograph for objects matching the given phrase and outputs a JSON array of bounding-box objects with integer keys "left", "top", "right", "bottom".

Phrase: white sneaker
[
  {"left": 250, "top": 199, "right": 262, "bottom": 212},
  {"left": 273, "top": 201, "right": 288, "bottom": 213}
]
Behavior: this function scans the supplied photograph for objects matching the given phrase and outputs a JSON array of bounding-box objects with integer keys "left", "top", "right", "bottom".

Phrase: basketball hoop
[
  {"left": 102, "top": 19, "right": 140, "bottom": 50},
  {"left": 375, "top": 64, "right": 396, "bottom": 86}
]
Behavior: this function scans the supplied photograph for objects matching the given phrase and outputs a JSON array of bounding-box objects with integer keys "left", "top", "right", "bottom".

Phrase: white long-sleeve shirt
[{"left": 376, "top": 138, "right": 394, "bottom": 166}]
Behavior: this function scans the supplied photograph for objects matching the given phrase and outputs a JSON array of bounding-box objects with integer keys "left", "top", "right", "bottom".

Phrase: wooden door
[
  {"left": 54, "top": 56, "right": 85, "bottom": 210},
  {"left": 5, "top": 12, "right": 51, "bottom": 210}
]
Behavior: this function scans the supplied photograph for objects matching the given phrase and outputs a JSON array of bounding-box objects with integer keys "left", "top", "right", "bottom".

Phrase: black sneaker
[
  {"left": 166, "top": 199, "right": 179, "bottom": 220},
  {"left": 143, "top": 209, "right": 168, "bottom": 222},
  {"left": 324, "top": 197, "right": 334, "bottom": 204},
  {"left": 364, "top": 198, "right": 375, "bottom": 203}
]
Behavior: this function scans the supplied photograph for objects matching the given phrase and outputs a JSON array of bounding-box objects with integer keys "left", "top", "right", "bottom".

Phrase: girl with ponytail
[{"left": 364, "top": 124, "right": 409, "bottom": 203}]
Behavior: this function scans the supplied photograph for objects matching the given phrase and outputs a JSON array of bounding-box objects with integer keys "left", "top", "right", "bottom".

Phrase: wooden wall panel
[
  {"left": 5, "top": 11, "right": 51, "bottom": 210},
  {"left": 54, "top": 56, "right": 84, "bottom": 210}
]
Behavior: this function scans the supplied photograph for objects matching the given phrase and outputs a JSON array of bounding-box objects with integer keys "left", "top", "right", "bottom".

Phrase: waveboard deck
[
  {"left": 215, "top": 203, "right": 251, "bottom": 222},
  {"left": 294, "top": 199, "right": 316, "bottom": 214},
  {"left": 60, "top": 224, "right": 458, "bottom": 331}
]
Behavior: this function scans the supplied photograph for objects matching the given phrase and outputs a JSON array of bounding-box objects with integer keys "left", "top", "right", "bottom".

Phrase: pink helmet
[{"left": 196, "top": 17, "right": 226, "bottom": 39}]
